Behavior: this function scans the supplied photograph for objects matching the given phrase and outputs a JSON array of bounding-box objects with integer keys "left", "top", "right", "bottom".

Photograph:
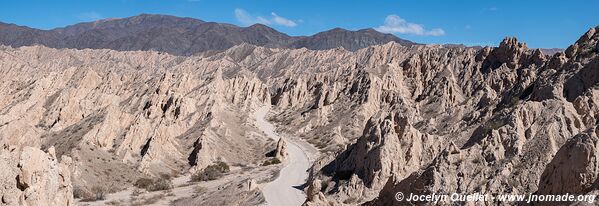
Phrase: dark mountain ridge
[{"left": 0, "top": 14, "right": 417, "bottom": 55}]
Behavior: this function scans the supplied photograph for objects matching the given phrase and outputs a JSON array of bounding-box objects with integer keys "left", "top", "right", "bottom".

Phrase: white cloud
[
  {"left": 235, "top": 9, "right": 270, "bottom": 25},
  {"left": 375, "top": 14, "right": 445, "bottom": 36},
  {"left": 234, "top": 8, "right": 298, "bottom": 27},
  {"left": 271, "top": 12, "right": 297, "bottom": 27},
  {"left": 77, "top": 12, "right": 103, "bottom": 21}
]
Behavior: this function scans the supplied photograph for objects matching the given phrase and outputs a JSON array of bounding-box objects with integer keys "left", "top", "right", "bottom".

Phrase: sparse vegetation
[
  {"left": 194, "top": 185, "right": 207, "bottom": 194},
  {"left": 159, "top": 173, "right": 172, "bottom": 180},
  {"left": 91, "top": 186, "right": 107, "bottom": 201},
  {"left": 261, "top": 158, "right": 281, "bottom": 166},
  {"left": 134, "top": 178, "right": 153, "bottom": 189},
  {"left": 191, "top": 161, "right": 230, "bottom": 182},
  {"left": 74, "top": 185, "right": 108, "bottom": 201},
  {"left": 131, "top": 188, "right": 144, "bottom": 197},
  {"left": 164, "top": 189, "right": 175, "bottom": 197},
  {"left": 344, "top": 197, "right": 358, "bottom": 204},
  {"left": 134, "top": 176, "right": 173, "bottom": 191},
  {"left": 106, "top": 200, "right": 122, "bottom": 205},
  {"left": 130, "top": 194, "right": 165, "bottom": 206},
  {"left": 148, "top": 178, "right": 173, "bottom": 191},
  {"left": 73, "top": 185, "right": 93, "bottom": 200},
  {"left": 191, "top": 186, "right": 208, "bottom": 198}
]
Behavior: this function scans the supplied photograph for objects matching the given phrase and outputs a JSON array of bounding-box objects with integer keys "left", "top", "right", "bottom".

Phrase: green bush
[
  {"left": 262, "top": 158, "right": 281, "bottom": 166},
  {"left": 191, "top": 161, "right": 230, "bottom": 182}
]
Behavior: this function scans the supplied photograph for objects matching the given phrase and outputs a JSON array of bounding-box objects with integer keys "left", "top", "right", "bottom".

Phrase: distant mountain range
[{"left": 0, "top": 14, "right": 417, "bottom": 56}]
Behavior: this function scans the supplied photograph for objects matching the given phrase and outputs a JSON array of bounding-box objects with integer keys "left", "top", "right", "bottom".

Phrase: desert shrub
[
  {"left": 134, "top": 178, "right": 153, "bottom": 189},
  {"left": 192, "top": 167, "right": 222, "bottom": 181},
  {"left": 164, "top": 189, "right": 175, "bottom": 197},
  {"left": 134, "top": 177, "right": 173, "bottom": 191},
  {"left": 131, "top": 188, "right": 144, "bottom": 197},
  {"left": 147, "top": 178, "right": 173, "bottom": 191},
  {"left": 130, "top": 194, "right": 165, "bottom": 206},
  {"left": 106, "top": 200, "right": 122, "bottom": 205},
  {"left": 73, "top": 185, "right": 93, "bottom": 200},
  {"left": 214, "top": 161, "right": 230, "bottom": 172},
  {"left": 76, "top": 185, "right": 108, "bottom": 201},
  {"left": 194, "top": 186, "right": 207, "bottom": 194},
  {"left": 262, "top": 158, "right": 281, "bottom": 166},
  {"left": 159, "top": 173, "right": 172, "bottom": 180},
  {"left": 91, "top": 186, "right": 107, "bottom": 201},
  {"left": 344, "top": 197, "right": 358, "bottom": 204},
  {"left": 191, "top": 161, "right": 230, "bottom": 182}
]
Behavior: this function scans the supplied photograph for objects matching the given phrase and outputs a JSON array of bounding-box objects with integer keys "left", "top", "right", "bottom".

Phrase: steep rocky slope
[
  {"left": 0, "top": 45, "right": 275, "bottom": 200},
  {"left": 305, "top": 27, "right": 599, "bottom": 205},
  {"left": 288, "top": 28, "right": 414, "bottom": 52},
  {"left": 0, "top": 14, "right": 416, "bottom": 56},
  {"left": 0, "top": 146, "right": 73, "bottom": 206},
  {"left": 0, "top": 25, "right": 596, "bottom": 206}
]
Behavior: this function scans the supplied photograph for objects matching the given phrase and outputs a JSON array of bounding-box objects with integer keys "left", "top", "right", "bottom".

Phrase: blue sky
[{"left": 1, "top": 0, "right": 598, "bottom": 48}]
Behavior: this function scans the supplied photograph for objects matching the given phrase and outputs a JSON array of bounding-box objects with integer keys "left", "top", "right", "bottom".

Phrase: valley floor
[
  {"left": 256, "top": 106, "right": 320, "bottom": 206},
  {"left": 75, "top": 106, "right": 319, "bottom": 206}
]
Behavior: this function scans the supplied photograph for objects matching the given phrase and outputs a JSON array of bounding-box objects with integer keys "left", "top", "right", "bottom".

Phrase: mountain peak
[
  {"left": 357, "top": 28, "right": 378, "bottom": 33},
  {"left": 246, "top": 23, "right": 283, "bottom": 33},
  {"left": 327, "top": 27, "right": 349, "bottom": 32},
  {"left": 248, "top": 23, "right": 270, "bottom": 29}
]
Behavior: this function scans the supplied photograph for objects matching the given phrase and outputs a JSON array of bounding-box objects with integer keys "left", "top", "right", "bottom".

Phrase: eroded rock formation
[
  {"left": 306, "top": 27, "right": 599, "bottom": 205},
  {"left": 275, "top": 138, "right": 288, "bottom": 161},
  {"left": 0, "top": 24, "right": 597, "bottom": 206},
  {"left": 0, "top": 146, "right": 73, "bottom": 206}
]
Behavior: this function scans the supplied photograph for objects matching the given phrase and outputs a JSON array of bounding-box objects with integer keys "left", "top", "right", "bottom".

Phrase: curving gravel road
[{"left": 255, "top": 106, "right": 314, "bottom": 206}]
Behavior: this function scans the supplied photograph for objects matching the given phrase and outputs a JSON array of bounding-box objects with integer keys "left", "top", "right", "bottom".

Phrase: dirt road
[{"left": 255, "top": 106, "right": 317, "bottom": 206}]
